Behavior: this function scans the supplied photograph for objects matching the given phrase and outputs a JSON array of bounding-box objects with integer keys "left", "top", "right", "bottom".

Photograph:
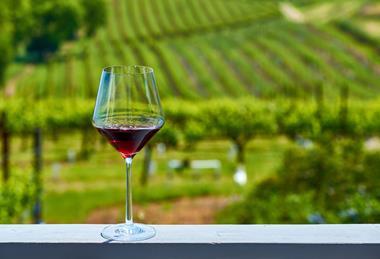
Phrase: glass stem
[{"left": 125, "top": 157, "right": 133, "bottom": 225}]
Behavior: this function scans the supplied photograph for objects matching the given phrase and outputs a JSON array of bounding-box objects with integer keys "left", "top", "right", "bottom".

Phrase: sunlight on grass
[
  {"left": 28, "top": 134, "right": 289, "bottom": 223},
  {"left": 281, "top": 0, "right": 365, "bottom": 24}
]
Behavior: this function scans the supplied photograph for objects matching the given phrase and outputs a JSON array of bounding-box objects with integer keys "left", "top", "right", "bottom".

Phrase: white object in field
[
  {"left": 190, "top": 160, "right": 221, "bottom": 170},
  {"left": 168, "top": 159, "right": 183, "bottom": 170},
  {"left": 168, "top": 160, "right": 221, "bottom": 177},
  {"left": 67, "top": 149, "right": 76, "bottom": 163},
  {"left": 296, "top": 136, "right": 314, "bottom": 149},
  {"left": 280, "top": 1, "right": 362, "bottom": 25},
  {"left": 364, "top": 137, "right": 380, "bottom": 151},
  {"left": 156, "top": 143, "right": 166, "bottom": 155},
  {"left": 234, "top": 165, "right": 247, "bottom": 186},
  {"left": 279, "top": 2, "right": 305, "bottom": 23},
  {"left": 190, "top": 160, "right": 221, "bottom": 177},
  {"left": 228, "top": 144, "right": 237, "bottom": 161},
  {"left": 148, "top": 161, "right": 155, "bottom": 176},
  {"left": 51, "top": 163, "right": 61, "bottom": 180}
]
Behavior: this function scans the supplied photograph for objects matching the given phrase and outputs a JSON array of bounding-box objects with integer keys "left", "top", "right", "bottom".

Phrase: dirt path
[
  {"left": 86, "top": 196, "right": 235, "bottom": 224},
  {"left": 4, "top": 64, "right": 34, "bottom": 97}
]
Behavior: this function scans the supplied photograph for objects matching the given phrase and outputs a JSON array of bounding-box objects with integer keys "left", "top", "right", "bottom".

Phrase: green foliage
[
  {"left": 335, "top": 20, "right": 379, "bottom": 49},
  {"left": 8, "top": 0, "right": 34, "bottom": 45},
  {"left": 217, "top": 190, "right": 315, "bottom": 224},
  {"left": 202, "top": 99, "right": 277, "bottom": 143},
  {"left": 153, "top": 126, "right": 179, "bottom": 148},
  {"left": 275, "top": 100, "right": 320, "bottom": 140},
  {"left": 163, "top": 100, "right": 203, "bottom": 147},
  {"left": 5, "top": 0, "right": 378, "bottom": 98},
  {"left": 163, "top": 99, "right": 201, "bottom": 127},
  {"left": 0, "top": 171, "right": 34, "bottom": 223},
  {"left": 0, "top": 0, "right": 106, "bottom": 66},
  {"left": 0, "top": 36, "right": 12, "bottom": 86},
  {"left": 2, "top": 99, "right": 93, "bottom": 134},
  {"left": 3, "top": 96, "right": 380, "bottom": 222},
  {"left": 81, "top": 0, "right": 107, "bottom": 37},
  {"left": 217, "top": 139, "right": 380, "bottom": 224},
  {"left": 26, "top": 0, "right": 82, "bottom": 59},
  {"left": 0, "top": 0, "right": 13, "bottom": 86},
  {"left": 2, "top": 98, "right": 380, "bottom": 143}
]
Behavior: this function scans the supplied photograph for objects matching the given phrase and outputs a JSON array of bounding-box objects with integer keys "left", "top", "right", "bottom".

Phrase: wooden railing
[{"left": 0, "top": 224, "right": 380, "bottom": 259}]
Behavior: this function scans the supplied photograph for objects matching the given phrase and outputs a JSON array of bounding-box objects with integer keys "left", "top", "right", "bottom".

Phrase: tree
[
  {"left": 0, "top": 0, "right": 107, "bottom": 84},
  {"left": 81, "top": 0, "right": 107, "bottom": 37},
  {"left": 0, "top": 36, "right": 12, "bottom": 87},
  {"left": 217, "top": 138, "right": 378, "bottom": 224},
  {"left": 26, "top": 0, "right": 82, "bottom": 60},
  {"left": 276, "top": 99, "right": 322, "bottom": 141},
  {"left": 0, "top": 1, "right": 13, "bottom": 86},
  {"left": 139, "top": 126, "right": 179, "bottom": 186},
  {"left": 203, "top": 99, "right": 277, "bottom": 167},
  {"left": 8, "top": 0, "right": 34, "bottom": 46},
  {"left": 0, "top": 0, "right": 34, "bottom": 85}
]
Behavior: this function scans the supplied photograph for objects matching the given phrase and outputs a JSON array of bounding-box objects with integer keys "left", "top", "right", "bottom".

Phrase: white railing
[{"left": 0, "top": 224, "right": 380, "bottom": 259}]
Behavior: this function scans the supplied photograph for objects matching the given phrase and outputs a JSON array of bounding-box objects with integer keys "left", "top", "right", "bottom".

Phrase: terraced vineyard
[{"left": 7, "top": 0, "right": 380, "bottom": 100}]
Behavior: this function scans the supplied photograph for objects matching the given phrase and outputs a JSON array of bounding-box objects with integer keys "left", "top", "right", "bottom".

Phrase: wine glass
[{"left": 92, "top": 65, "right": 164, "bottom": 241}]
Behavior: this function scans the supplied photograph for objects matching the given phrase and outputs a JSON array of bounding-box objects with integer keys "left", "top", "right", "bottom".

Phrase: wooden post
[
  {"left": 315, "top": 82, "right": 324, "bottom": 123},
  {"left": 33, "top": 127, "right": 43, "bottom": 224},
  {"left": 235, "top": 140, "right": 245, "bottom": 165},
  {"left": 339, "top": 84, "right": 349, "bottom": 136},
  {"left": 140, "top": 144, "right": 152, "bottom": 186},
  {"left": 1, "top": 111, "right": 10, "bottom": 183},
  {"left": 80, "top": 127, "right": 92, "bottom": 160}
]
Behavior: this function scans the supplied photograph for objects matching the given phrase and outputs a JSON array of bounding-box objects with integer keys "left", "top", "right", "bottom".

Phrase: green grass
[
  {"left": 44, "top": 180, "right": 236, "bottom": 223},
  {"left": 9, "top": 133, "right": 288, "bottom": 223}
]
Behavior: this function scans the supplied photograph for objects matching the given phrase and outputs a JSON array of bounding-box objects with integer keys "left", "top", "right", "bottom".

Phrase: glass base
[{"left": 101, "top": 223, "right": 156, "bottom": 242}]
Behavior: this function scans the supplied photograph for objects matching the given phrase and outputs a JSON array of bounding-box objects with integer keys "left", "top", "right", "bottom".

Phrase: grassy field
[{"left": 9, "top": 132, "right": 288, "bottom": 223}]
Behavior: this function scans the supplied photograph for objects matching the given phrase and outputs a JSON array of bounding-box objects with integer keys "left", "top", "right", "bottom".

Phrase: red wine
[{"left": 96, "top": 126, "right": 161, "bottom": 158}]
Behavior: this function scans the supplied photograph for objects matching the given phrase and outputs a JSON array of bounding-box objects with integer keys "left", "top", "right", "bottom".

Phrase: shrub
[
  {"left": 217, "top": 138, "right": 380, "bottom": 223},
  {"left": 0, "top": 171, "right": 34, "bottom": 223}
]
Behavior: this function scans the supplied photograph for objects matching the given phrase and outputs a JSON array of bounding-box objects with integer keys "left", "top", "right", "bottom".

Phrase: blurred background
[{"left": 1, "top": 0, "right": 380, "bottom": 224}]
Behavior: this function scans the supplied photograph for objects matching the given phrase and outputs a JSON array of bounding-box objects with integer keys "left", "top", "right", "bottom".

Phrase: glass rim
[{"left": 102, "top": 65, "right": 154, "bottom": 75}]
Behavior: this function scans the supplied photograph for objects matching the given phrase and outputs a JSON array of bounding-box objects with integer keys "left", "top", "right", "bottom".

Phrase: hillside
[{"left": 5, "top": 0, "right": 380, "bottom": 100}]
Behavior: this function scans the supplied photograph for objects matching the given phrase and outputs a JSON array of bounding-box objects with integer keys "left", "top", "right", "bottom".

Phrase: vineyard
[
  {"left": 4, "top": 0, "right": 380, "bottom": 100},
  {"left": 1, "top": 0, "right": 380, "bottom": 224}
]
